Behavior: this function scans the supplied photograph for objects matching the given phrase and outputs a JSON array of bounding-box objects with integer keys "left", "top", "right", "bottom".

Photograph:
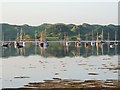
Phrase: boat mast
[
  {"left": 96, "top": 32, "right": 99, "bottom": 55},
  {"left": 115, "top": 30, "right": 117, "bottom": 41},
  {"left": 97, "top": 32, "right": 98, "bottom": 42},
  {"left": 2, "top": 32, "right": 4, "bottom": 42},
  {"left": 107, "top": 32, "right": 110, "bottom": 54},
  {"left": 107, "top": 32, "right": 110, "bottom": 44},
  {"left": 20, "top": 28, "right": 23, "bottom": 41},
  {"left": 92, "top": 30, "right": 94, "bottom": 41},
  {"left": 108, "top": 32, "right": 109, "bottom": 41},
  {"left": 77, "top": 31, "right": 80, "bottom": 41},
  {"left": 102, "top": 29, "right": 103, "bottom": 41},
  {"left": 44, "top": 28, "right": 46, "bottom": 41},
  {"left": 101, "top": 29, "right": 104, "bottom": 55},
  {"left": 64, "top": 32, "right": 67, "bottom": 41},
  {"left": 114, "top": 30, "right": 117, "bottom": 54},
  {"left": 96, "top": 32, "right": 99, "bottom": 46},
  {"left": 84, "top": 33, "right": 88, "bottom": 48},
  {"left": 91, "top": 30, "right": 94, "bottom": 54},
  {"left": 24, "top": 32, "right": 25, "bottom": 41},
  {"left": 40, "top": 32, "right": 43, "bottom": 42},
  {"left": 35, "top": 31, "right": 37, "bottom": 41},
  {"left": 17, "top": 33, "right": 19, "bottom": 41}
]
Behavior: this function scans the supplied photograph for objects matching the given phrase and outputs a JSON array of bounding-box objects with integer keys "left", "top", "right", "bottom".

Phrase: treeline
[{"left": 0, "top": 23, "right": 119, "bottom": 41}]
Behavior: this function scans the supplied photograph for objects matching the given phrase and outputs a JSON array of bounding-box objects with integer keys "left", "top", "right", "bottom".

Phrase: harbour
[
  {"left": 1, "top": 24, "right": 119, "bottom": 89},
  {"left": 0, "top": 2, "right": 120, "bottom": 89}
]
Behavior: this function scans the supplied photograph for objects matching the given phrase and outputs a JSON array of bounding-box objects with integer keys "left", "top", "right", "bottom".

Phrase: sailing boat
[
  {"left": 109, "top": 31, "right": 118, "bottom": 48},
  {"left": 64, "top": 33, "right": 69, "bottom": 47},
  {"left": 65, "top": 40, "right": 69, "bottom": 47},
  {"left": 75, "top": 33, "right": 81, "bottom": 47},
  {"left": 84, "top": 34, "right": 89, "bottom": 48},
  {"left": 91, "top": 30, "right": 95, "bottom": 46},
  {"left": 14, "top": 28, "right": 25, "bottom": 48},
  {"left": 110, "top": 44, "right": 114, "bottom": 48},
  {"left": 100, "top": 29, "right": 105, "bottom": 44},
  {"left": 107, "top": 32, "right": 113, "bottom": 48},
  {"left": 34, "top": 31, "right": 39, "bottom": 46},
  {"left": 39, "top": 31, "right": 48, "bottom": 48},
  {"left": 107, "top": 32, "right": 110, "bottom": 53},
  {"left": 95, "top": 32, "right": 99, "bottom": 55},
  {"left": 2, "top": 32, "right": 11, "bottom": 48}
]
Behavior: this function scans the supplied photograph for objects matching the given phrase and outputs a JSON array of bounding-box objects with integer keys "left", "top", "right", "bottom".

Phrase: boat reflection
[{"left": 1, "top": 41, "right": 119, "bottom": 58}]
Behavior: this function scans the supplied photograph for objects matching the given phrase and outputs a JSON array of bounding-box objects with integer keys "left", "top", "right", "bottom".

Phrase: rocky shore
[{"left": 2, "top": 78, "right": 120, "bottom": 90}]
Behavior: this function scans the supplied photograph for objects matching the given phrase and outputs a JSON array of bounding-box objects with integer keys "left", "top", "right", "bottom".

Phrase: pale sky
[{"left": 0, "top": 0, "right": 119, "bottom": 25}]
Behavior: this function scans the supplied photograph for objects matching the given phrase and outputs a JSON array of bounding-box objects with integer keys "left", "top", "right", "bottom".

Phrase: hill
[{"left": 0, "top": 23, "right": 119, "bottom": 41}]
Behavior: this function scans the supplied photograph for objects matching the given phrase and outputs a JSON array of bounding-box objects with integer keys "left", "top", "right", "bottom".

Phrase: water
[
  {"left": 0, "top": 42, "right": 119, "bottom": 88},
  {"left": 1, "top": 42, "right": 118, "bottom": 58}
]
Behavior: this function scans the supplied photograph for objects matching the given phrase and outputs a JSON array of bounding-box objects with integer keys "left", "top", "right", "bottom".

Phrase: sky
[{"left": 0, "top": 0, "right": 119, "bottom": 25}]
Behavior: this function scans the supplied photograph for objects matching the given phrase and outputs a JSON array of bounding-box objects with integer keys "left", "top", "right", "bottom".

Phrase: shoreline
[{"left": 2, "top": 79, "right": 120, "bottom": 90}]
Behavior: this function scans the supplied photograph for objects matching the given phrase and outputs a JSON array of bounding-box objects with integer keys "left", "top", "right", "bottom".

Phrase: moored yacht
[
  {"left": 39, "top": 32, "right": 49, "bottom": 48},
  {"left": 64, "top": 33, "right": 70, "bottom": 47},
  {"left": 14, "top": 28, "right": 26, "bottom": 48},
  {"left": 100, "top": 29, "right": 105, "bottom": 44},
  {"left": 2, "top": 42, "right": 11, "bottom": 48},
  {"left": 75, "top": 33, "right": 81, "bottom": 47},
  {"left": 75, "top": 40, "right": 81, "bottom": 47},
  {"left": 91, "top": 30, "right": 95, "bottom": 46},
  {"left": 2, "top": 32, "right": 11, "bottom": 48}
]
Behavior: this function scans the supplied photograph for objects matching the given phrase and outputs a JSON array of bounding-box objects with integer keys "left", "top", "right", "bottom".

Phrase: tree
[
  {"left": 71, "top": 26, "right": 77, "bottom": 32},
  {"left": 23, "top": 34, "right": 31, "bottom": 40}
]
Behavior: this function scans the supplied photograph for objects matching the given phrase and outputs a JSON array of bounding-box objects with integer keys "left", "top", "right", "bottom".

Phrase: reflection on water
[
  {"left": 1, "top": 42, "right": 119, "bottom": 88},
  {"left": 1, "top": 42, "right": 119, "bottom": 58},
  {"left": 2, "top": 55, "right": 118, "bottom": 88}
]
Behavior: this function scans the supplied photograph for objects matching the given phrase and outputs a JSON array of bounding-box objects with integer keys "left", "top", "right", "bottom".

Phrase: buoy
[
  {"left": 91, "top": 42, "right": 95, "bottom": 46},
  {"left": 110, "top": 45, "right": 114, "bottom": 48}
]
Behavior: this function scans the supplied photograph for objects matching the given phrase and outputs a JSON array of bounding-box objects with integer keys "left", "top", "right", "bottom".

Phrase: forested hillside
[{"left": 0, "top": 23, "right": 119, "bottom": 41}]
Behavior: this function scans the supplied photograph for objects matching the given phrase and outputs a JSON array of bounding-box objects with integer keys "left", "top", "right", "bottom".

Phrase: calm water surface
[{"left": 0, "top": 42, "right": 119, "bottom": 88}]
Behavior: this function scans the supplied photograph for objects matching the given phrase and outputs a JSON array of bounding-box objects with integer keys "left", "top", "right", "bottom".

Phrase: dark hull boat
[
  {"left": 2, "top": 32, "right": 11, "bottom": 48},
  {"left": 38, "top": 32, "right": 49, "bottom": 48},
  {"left": 75, "top": 32, "right": 81, "bottom": 47},
  {"left": 100, "top": 40, "right": 106, "bottom": 44},
  {"left": 14, "top": 41, "right": 25, "bottom": 48},
  {"left": 75, "top": 40, "right": 81, "bottom": 47},
  {"left": 114, "top": 41, "right": 118, "bottom": 45},
  {"left": 84, "top": 42, "right": 89, "bottom": 48},
  {"left": 65, "top": 41, "right": 70, "bottom": 47},
  {"left": 14, "top": 28, "right": 26, "bottom": 48},
  {"left": 39, "top": 41, "right": 49, "bottom": 48},
  {"left": 91, "top": 30, "right": 95, "bottom": 46},
  {"left": 2, "top": 42, "right": 11, "bottom": 48}
]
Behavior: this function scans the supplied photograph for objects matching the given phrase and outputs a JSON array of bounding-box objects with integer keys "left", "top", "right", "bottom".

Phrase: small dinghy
[
  {"left": 65, "top": 41, "right": 69, "bottom": 47},
  {"left": 14, "top": 41, "right": 25, "bottom": 48},
  {"left": 110, "top": 44, "right": 114, "bottom": 48},
  {"left": 114, "top": 41, "right": 118, "bottom": 45},
  {"left": 91, "top": 42, "right": 95, "bottom": 46},
  {"left": 2, "top": 42, "right": 11, "bottom": 48},
  {"left": 39, "top": 41, "right": 49, "bottom": 48},
  {"left": 14, "top": 28, "right": 26, "bottom": 48},
  {"left": 75, "top": 40, "right": 81, "bottom": 47},
  {"left": 84, "top": 42, "right": 89, "bottom": 48}
]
